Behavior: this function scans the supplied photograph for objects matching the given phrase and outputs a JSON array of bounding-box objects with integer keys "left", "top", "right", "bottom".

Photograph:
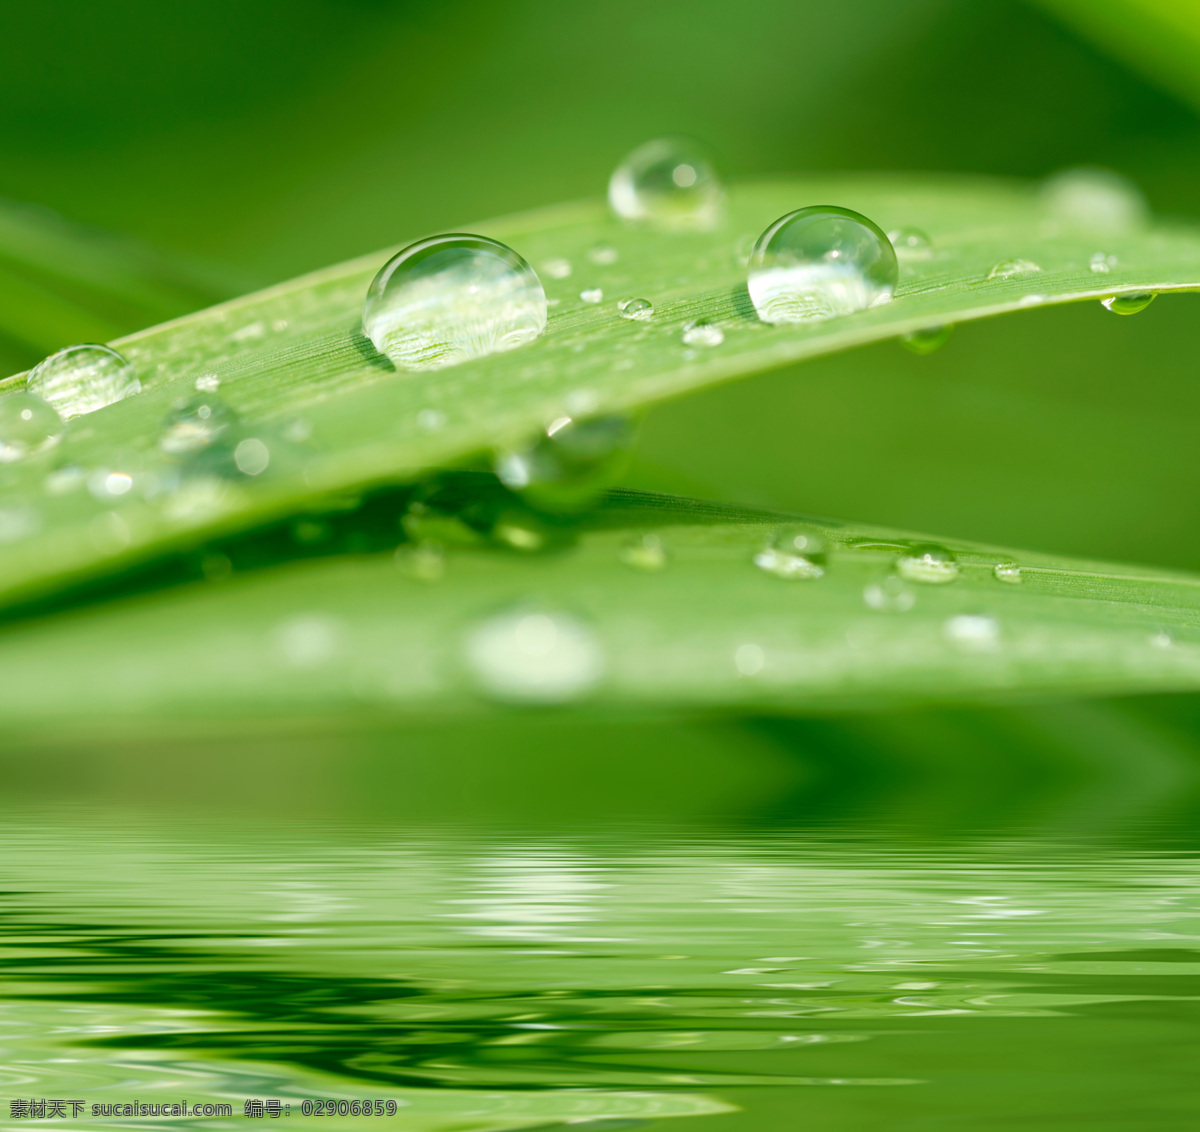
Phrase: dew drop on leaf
[
  {"left": 753, "top": 527, "right": 827, "bottom": 580},
  {"left": 1101, "top": 292, "right": 1156, "bottom": 316},
  {"left": 580, "top": 288, "right": 604, "bottom": 303},
  {"left": 900, "top": 325, "right": 953, "bottom": 355},
  {"left": 618, "top": 532, "right": 669, "bottom": 572},
  {"left": 159, "top": 395, "right": 238, "bottom": 457},
  {"left": 748, "top": 207, "right": 898, "bottom": 324},
  {"left": 1040, "top": 167, "right": 1148, "bottom": 233},
  {"left": 681, "top": 319, "right": 724, "bottom": 347},
  {"left": 943, "top": 614, "right": 1000, "bottom": 651},
  {"left": 994, "top": 562, "right": 1023, "bottom": 584},
  {"left": 896, "top": 544, "right": 959, "bottom": 584},
  {"left": 464, "top": 608, "right": 605, "bottom": 703},
  {"left": 987, "top": 259, "right": 1042, "bottom": 280},
  {"left": 608, "top": 137, "right": 723, "bottom": 230},
  {"left": 0, "top": 393, "right": 62, "bottom": 462},
  {"left": 619, "top": 298, "right": 654, "bottom": 321},
  {"left": 888, "top": 228, "right": 932, "bottom": 260},
  {"left": 362, "top": 234, "right": 546, "bottom": 371},
  {"left": 588, "top": 243, "right": 619, "bottom": 265},
  {"left": 26, "top": 344, "right": 141, "bottom": 420},
  {"left": 734, "top": 643, "right": 765, "bottom": 676},
  {"left": 1089, "top": 253, "right": 1117, "bottom": 274}
]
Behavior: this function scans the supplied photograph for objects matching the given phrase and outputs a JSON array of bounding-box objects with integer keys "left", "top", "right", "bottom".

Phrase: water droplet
[
  {"left": 609, "top": 137, "right": 723, "bottom": 230},
  {"left": 0, "top": 393, "right": 62, "bottom": 462},
  {"left": 464, "top": 608, "right": 605, "bottom": 703},
  {"left": 896, "top": 543, "right": 959, "bottom": 584},
  {"left": 1150, "top": 630, "right": 1174, "bottom": 649},
  {"left": 160, "top": 394, "right": 238, "bottom": 457},
  {"left": 618, "top": 532, "right": 668, "bottom": 571},
  {"left": 26, "top": 344, "right": 140, "bottom": 419},
  {"left": 681, "top": 319, "right": 724, "bottom": 347},
  {"left": 943, "top": 614, "right": 1000, "bottom": 651},
  {"left": 234, "top": 437, "right": 270, "bottom": 476},
  {"left": 495, "top": 414, "right": 634, "bottom": 514},
  {"left": 888, "top": 228, "right": 932, "bottom": 259},
  {"left": 1102, "top": 292, "right": 1155, "bottom": 315},
  {"left": 900, "top": 325, "right": 953, "bottom": 355},
  {"left": 987, "top": 259, "right": 1042, "bottom": 280},
  {"left": 194, "top": 373, "right": 221, "bottom": 393},
  {"left": 588, "top": 243, "right": 619, "bottom": 265},
  {"left": 417, "top": 408, "right": 446, "bottom": 432},
  {"left": 753, "top": 527, "right": 827, "bottom": 580},
  {"left": 1089, "top": 253, "right": 1117, "bottom": 274},
  {"left": 619, "top": 297, "right": 654, "bottom": 321},
  {"left": 994, "top": 562, "right": 1023, "bottom": 584},
  {"left": 863, "top": 577, "right": 915, "bottom": 612},
  {"left": 542, "top": 257, "right": 572, "bottom": 279},
  {"left": 232, "top": 320, "right": 266, "bottom": 342},
  {"left": 580, "top": 288, "right": 604, "bottom": 304},
  {"left": 1041, "top": 167, "right": 1148, "bottom": 232},
  {"left": 88, "top": 470, "right": 135, "bottom": 500},
  {"left": 734, "top": 643, "right": 765, "bottom": 677},
  {"left": 748, "top": 206, "right": 898, "bottom": 324},
  {"left": 362, "top": 234, "right": 546, "bottom": 370},
  {"left": 273, "top": 614, "right": 342, "bottom": 668}
]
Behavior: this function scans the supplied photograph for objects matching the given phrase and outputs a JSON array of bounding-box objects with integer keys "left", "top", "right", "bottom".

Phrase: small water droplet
[
  {"left": 234, "top": 437, "right": 270, "bottom": 476},
  {"left": 231, "top": 320, "right": 266, "bottom": 342},
  {"left": 863, "top": 577, "right": 915, "bottom": 612},
  {"left": 273, "top": 614, "right": 342, "bottom": 668},
  {"left": 0, "top": 393, "right": 62, "bottom": 461},
  {"left": 362, "top": 234, "right": 547, "bottom": 370},
  {"left": 734, "top": 643, "right": 765, "bottom": 676},
  {"left": 26, "top": 344, "right": 141, "bottom": 419},
  {"left": 491, "top": 508, "right": 557, "bottom": 552},
  {"left": 681, "top": 318, "right": 724, "bottom": 347},
  {"left": 900, "top": 325, "right": 953, "bottom": 355},
  {"left": 194, "top": 373, "right": 221, "bottom": 393},
  {"left": 1041, "top": 167, "right": 1148, "bottom": 232},
  {"left": 619, "top": 297, "right": 654, "bottom": 321},
  {"left": 748, "top": 207, "right": 898, "bottom": 324},
  {"left": 944, "top": 614, "right": 1000, "bottom": 651},
  {"left": 609, "top": 137, "right": 723, "bottom": 230},
  {"left": 580, "top": 288, "right": 604, "bottom": 304},
  {"left": 896, "top": 543, "right": 959, "bottom": 584},
  {"left": 888, "top": 228, "right": 932, "bottom": 259},
  {"left": 994, "top": 562, "right": 1023, "bottom": 584},
  {"left": 618, "top": 532, "right": 668, "bottom": 571},
  {"left": 753, "top": 527, "right": 827, "bottom": 580},
  {"left": 987, "top": 259, "right": 1042, "bottom": 280},
  {"left": 1089, "top": 253, "right": 1117, "bottom": 274},
  {"left": 1150, "top": 630, "right": 1174, "bottom": 649},
  {"left": 88, "top": 469, "right": 135, "bottom": 500},
  {"left": 465, "top": 608, "right": 605, "bottom": 703},
  {"left": 495, "top": 415, "right": 634, "bottom": 514},
  {"left": 1102, "top": 292, "right": 1155, "bottom": 315},
  {"left": 417, "top": 408, "right": 446, "bottom": 432},
  {"left": 588, "top": 243, "right": 619, "bottom": 266},
  {"left": 160, "top": 394, "right": 238, "bottom": 457},
  {"left": 542, "top": 257, "right": 572, "bottom": 279}
]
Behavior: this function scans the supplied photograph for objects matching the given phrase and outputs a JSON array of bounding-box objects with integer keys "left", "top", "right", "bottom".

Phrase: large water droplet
[
  {"left": 900, "top": 325, "right": 953, "bottom": 355},
  {"left": 465, "top": 608, "right": 605, "bottom": 703},
  {"left": 26, "top": 344, "right": 140, "bottom": 419},
  {"left": 362, "top": 234, "right": 546, "bottom": 371},
  {"left": 160, "top": 394, "right": 238, "bottom": 457},
  {"left": 753, "top": 526, "right": 826, "bottom": 580},
  {"left": 608, "top": 137, "right": 723, "bottom": 230},
  {"left": 495, "top": 415, "right": 634, "bottom": 514},
  {"left": 681, "top": 318, "right": 724, "bottom": 347},
  {"left": 888, "top": 228, "right": 932, "bottom": 260},
  {"left": 619, "top": 298, "right": 654, "bottom": 321},
  {"left": 0, "top": 393, "right": 62, "bottom": 462},
  {"left": 1102, "top": 292, "right": 1155, "bottom": 316},
  {"left": 748, "top": 207, "right": 898, "bottom": 324},
  {"left": 987, "top": 259, "right": 1041, "bottom": 280},
  {"left": 896, "top": 544, "right": 959, "bottom": 584},
  {"left": 1041, "top": 167, "right": 1148, "bottom": 233}
]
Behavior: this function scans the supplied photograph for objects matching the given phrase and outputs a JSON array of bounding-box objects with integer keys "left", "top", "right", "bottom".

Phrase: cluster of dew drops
[{"left": 0, "top": 142, "right": 1168, "bottom": 703}]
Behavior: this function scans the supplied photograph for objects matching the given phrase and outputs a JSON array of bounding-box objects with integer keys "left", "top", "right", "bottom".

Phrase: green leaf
[
  {"left": 4, "top": 487, "right": 1200, "bottom": 725},
  {"left": 0, "top": 174, "right": 1196, "bottom": 613}
]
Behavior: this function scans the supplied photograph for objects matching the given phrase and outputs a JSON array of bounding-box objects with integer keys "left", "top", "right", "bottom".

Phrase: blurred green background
[{"left": 5, "top": 0, "right": 1200, "bottom": 835}]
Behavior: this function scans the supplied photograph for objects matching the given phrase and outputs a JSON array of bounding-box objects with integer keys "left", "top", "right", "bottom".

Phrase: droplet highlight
[
  {"left": 994, "top": 562, "right": 1022, "bottom": 584},
  {"left": 1089, "top": 253, "right": 1117, "bottom": 274},
  {"left": 619, "top": 298, "right": 654, "bottom": 321},
  {"left": 753, "top": 526, "right": 826, "bottom": 580},
  {"left": 943, "top": 614, "right": 1000, "bottom": 651},
  {"left": 160, "top": 395, "right": 238, "bottom": 457},
  {"left": 988, "top": 260, "right": 1042, "bottom": 280},
  {"left": 0, "top": 393, "right": 62, "bottom": 462},
  {"left": 618, "top": 532, "right": 668, "bottom": 572},
  {"left": 465, "top": 608, "right": 605, "bottom": 703},
  {"left": 896, "top": 544, "right": 959, "bottom": 584},
  {"left": 1102, "top": 293, "right": 1155, "bottom": 316},
  {"left": 362, "top": 234, "right": 546, "bottom": 371},
  {"left": 681, "top": 319, "right": 724, "bottom": 347},
  {"left": 609, "top": 137, "right": 723, "bottom": 230},
  {"left": 26, "top": 344, "right": 140, "bottom": 420},
  {"left": 748, "top": 206, "right": 898, "bottom": 324}
]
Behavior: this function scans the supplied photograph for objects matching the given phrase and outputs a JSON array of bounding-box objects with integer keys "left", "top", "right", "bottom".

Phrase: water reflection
[{"left": 1, "top": 817, "right": 1198, "bottom": 1129}]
